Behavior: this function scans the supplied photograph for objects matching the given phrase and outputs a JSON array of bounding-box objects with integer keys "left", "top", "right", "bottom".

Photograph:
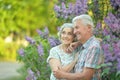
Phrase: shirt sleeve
[
  {"left": 85, "top": 46, "right": 103, "bottom": 69},
  {"left": 46, "top": 48, "right": 60, "bottom": 63}
]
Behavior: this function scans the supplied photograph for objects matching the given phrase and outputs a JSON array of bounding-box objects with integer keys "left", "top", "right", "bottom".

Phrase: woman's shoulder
[{"left": 50, "top": 45, "right": 60, "bottom": 51}]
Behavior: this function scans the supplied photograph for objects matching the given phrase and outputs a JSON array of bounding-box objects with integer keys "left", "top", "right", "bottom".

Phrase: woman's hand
[
  {"left": 74, "top": 52, "right": 79, "bottom": 62},
  {"left": 66, "top": 41, "right": 81, "bottom": 53}
]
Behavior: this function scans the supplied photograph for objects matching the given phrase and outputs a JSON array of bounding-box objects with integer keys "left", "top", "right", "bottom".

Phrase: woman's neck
[{"left": 60, "top": 44, "right": 69, "bottom": 52}]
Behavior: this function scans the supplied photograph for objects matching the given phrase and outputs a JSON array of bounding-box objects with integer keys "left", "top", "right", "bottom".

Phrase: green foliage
[
  {"left": 0, "top": 0, "right": 60, "bottom": 61},
  {"left": 0, "top": 0, "right": 58, "bottom": 37},
  {"left": 17, "top": 35, "right": 51, "bottom": 79}
]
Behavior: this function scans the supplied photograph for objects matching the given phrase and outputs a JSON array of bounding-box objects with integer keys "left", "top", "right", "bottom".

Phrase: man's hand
[{"left": 53, "top": 67, "right": 65, "bottom": 79}]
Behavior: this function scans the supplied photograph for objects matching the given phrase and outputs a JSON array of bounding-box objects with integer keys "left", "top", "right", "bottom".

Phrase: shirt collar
[{"left": 82, "top": 36, "right": 95, "bottom": 49}]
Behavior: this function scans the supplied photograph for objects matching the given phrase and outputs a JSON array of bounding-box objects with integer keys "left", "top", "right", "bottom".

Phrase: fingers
[
  {"left": 74, "top": 52, "right": 79, "bottom": 61},
  {"left": 67, "top": 46, "right": 74, "bottom": 52}
]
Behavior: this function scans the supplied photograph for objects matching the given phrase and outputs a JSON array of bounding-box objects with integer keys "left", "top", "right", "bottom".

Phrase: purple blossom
[
  {"left": 27, "top": 68, "right": 37, "bottom": 80},
  {"left": 36, "top": 27, "right": 49, "bottom": 39},
  {"left": 43, "top": 27, "right": 49, "bottom": 38},
  {"left": 113, "top": 42, "right": 120, "bottom": 56},
  {"left": 54, "top": 0, "right": 88, "bottom": 20},
  {"left": 48, "top": 37, "right": 61, "bottom": 47},
  {"left": 37, "top": 43, "right": 44, "bottom": 56},
  {"left": 117, "top": 58, "right": 120, "bottom": 71},
  {"left": 18, "top": 48, "right": 24, "bottom": 56},
  {"left": 110, "top": 0, "right": 120, "bottom": 11},
  {"left": 102, "top": 28, "right": 110, "bottom": 36},
  {"left": 48, "top": 37, "right": 57, "bottom": 47},
  {"left": 54, "top": 5, "right": 61, "bottom": 12},
  {"left": 26, "top": 76, "right": 31, "bottom": 80},
  {"left": 36, "top": 29, "right": 43, "bottom": 37},
  {"left": 25, "top": 36, "right": 36, "bottom": 44},
  {"left": 104, "top": 13, "right": 120, "bottom": 34}
]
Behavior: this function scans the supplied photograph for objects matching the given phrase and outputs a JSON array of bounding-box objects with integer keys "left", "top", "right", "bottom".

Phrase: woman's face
[{"left": 60, "top": 27, "right": 74, "bottom": 45}]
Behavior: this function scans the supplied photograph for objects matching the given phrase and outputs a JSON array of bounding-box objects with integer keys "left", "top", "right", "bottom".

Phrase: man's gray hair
[
  {"left": 58, "top": 23, "right": 74, "bottom": 39},
  {"left": 72, "top": 14, "right": 94, "bottom": 31}
]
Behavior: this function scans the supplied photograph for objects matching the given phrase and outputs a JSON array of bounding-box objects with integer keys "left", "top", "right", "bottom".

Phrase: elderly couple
[{"left": 47, "top": 14, "right": 104, "bottom": 80}]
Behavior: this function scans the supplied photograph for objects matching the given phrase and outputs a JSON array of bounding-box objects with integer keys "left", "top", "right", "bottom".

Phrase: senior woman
[{"left": 47, "top": 23, "right": 79, "bottom": 80}]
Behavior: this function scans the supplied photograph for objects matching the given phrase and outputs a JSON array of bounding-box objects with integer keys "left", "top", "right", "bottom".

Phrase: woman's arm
[
  {"left": 62, "top": 52, "right": 79, "bottom": 72},
  {"left": 49, "top": 58, "right": 61, "bottom": 71},
  {"left": 49, "top": 52, "right": 79, "bottom": 72}
]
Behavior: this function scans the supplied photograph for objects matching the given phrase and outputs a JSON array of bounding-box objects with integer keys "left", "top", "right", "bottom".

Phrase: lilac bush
[
  {"left": 110, "top": 0, "right": 120, "bottom": 18},
  {"left": 54, "top": 0, "right": 88, "bottom": 22},
  {"left": 17, "top": 27, "right": 60, "bottom": 80},
  {"left": 94, "top": 12, "right": 120, "bottom": 79}
]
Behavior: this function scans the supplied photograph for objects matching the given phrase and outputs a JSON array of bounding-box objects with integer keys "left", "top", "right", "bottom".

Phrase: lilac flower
[
  {"left": 102, "top": 28, "right": 110, "bottom": 36},
  {"left": 104, "top": 13, "right": 120, "bottom": 34},
  {"left": 93, "top": 22, "right": 102, "bottom": 35},
  {"left": 54, "top": 5, "right": 61, "bottom": 12},
  {"left": 117, "top": 58, "right": 120, "bottom": 71},
  {"left": 54, "top": 0, "right": 88, "bottom": 21},
  {"left": 26, "top": 76, "right": 31, "bottom": 80},
  {"left": 96, "top": 22, "right": 101, "bottom": 29},
  {"left": 18, "top": 48, "right": 24, "bottom": 56},
  {"left": 25, "top": 36, "right": 36, "bottom": 44},
  {"left": 110, "top": 0, "right": 120, "bottom": 11},
  {"left": 43, "top": 27, "right": 49, "bottom": 38},
  {"left": 61, "top": 2, "right": 66, "bottom": 10},
  {"left": 37, "top": 43, "right": 44, "bottom": 56},
  {"left": 36, "top": 29, "right": 43, "bottom": 37},
  {"left": 48, "top": 37, "right": 60, "bottom": 47},
  {"left": 113, "top": 42, "right": 120, "bottom": 56},
  {"left": 36, "top": 27, "right": 49, "bottom": 39},
  {"left": 48, "top": 37, "right": 57, "bottom": 47},
  {"left": 27, "top": 68, "right": 37, "bottom": 80}
]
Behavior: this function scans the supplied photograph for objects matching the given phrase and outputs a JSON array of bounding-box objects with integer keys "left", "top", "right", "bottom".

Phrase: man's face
[{"left": 73, "top": 20, "right": 89, "bottom": 42}]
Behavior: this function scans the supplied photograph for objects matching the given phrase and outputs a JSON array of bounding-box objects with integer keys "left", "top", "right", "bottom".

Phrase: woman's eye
[
  {"left": 61, "top": 31, "right": 65, "bottom": 34},
  {"left": 68, "top": 33, "right": 72, "bottom": 35}
]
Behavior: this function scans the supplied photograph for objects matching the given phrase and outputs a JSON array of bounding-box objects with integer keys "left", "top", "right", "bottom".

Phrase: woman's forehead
[{"left": 62, "top": 27, "right": 73, "bottom": 31}]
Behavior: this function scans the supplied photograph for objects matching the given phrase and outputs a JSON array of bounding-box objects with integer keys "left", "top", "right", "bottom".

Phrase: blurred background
[
  {"left": 0, "top": 0, "right": 59, "bottom": 80},
  {"left": 0, "top": 0, "right": 59, "bottom": 62}
]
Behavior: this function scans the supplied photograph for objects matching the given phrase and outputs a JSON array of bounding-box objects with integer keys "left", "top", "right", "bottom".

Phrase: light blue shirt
[{"left": 47, "top": 45, "right": 76, "bottom": 80}]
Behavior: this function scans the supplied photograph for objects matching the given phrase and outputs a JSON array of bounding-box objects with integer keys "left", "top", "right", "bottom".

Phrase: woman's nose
[
  {"left": 74, "top": 30, "right": 77, "bottom": 34},
  {"left": 64, "top": 34, "right": 68, "bottom": 37}
]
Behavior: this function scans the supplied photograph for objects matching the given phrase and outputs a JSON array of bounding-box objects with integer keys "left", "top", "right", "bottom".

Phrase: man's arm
[{"left": 54, "top": 67, "right": 95, "bottom": 80}]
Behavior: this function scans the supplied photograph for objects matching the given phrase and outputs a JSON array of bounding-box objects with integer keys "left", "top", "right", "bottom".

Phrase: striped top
[{"left": 74, "top": 36, "right": 104, "bottom": 80}]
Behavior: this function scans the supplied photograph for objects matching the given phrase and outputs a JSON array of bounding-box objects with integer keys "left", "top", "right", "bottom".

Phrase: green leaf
[{"left": 116, "top": 71, "right": 120, "bottom": 77}]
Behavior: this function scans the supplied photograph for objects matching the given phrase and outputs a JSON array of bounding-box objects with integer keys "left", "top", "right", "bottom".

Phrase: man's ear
[{"left": 87, "top": 24, "right": 92, "bottom": 31}]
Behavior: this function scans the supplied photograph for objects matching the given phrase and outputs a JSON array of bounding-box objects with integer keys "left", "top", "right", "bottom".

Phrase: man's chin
[{"left": 76, "top": 37, "right": 81, "bottom": 41}]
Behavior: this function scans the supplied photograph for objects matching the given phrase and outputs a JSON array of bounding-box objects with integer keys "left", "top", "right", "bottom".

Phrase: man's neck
[{"left": 81, "top": 34, "right": 93, "bottom": 44}]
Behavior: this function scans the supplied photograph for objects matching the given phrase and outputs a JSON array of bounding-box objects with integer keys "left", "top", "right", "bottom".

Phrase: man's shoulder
[{"left": 91, "top": 37, "right": 101, "bottom": 47}]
